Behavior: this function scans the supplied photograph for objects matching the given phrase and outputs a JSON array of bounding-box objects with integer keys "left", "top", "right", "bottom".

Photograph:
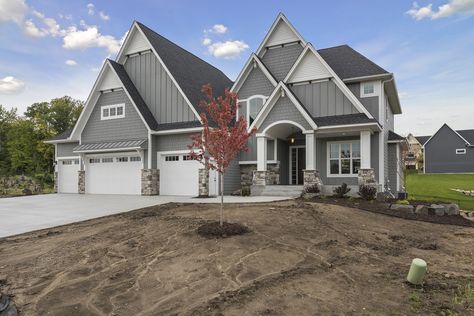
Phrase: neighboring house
[
  {"left": 405, "top": 133, "right": 428, "bottom": 170},
  {"left": 422, "top": 124, "right": 474, "bottom": 174},
  {"left": 46, "top": 13, "right": 405, "bottom": 196}
]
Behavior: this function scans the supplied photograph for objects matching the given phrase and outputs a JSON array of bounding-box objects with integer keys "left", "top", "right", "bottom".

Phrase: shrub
[
  {"left": 397, "top": 199, "right": 410, "bottom": 205},
  {"left": 333, "top": 183, "right": 351, "bottom": 198},
  {"left": 304, "top": 184, "right": 320, "bottom": 194},
  {"left": 241, "top": 187, "right": 251, "bottom": 196},
  {"left": 358, "top": 185, "right": 377, "bottom": 200}
]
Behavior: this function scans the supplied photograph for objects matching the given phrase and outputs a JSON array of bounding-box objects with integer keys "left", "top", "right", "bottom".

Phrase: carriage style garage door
[
  {"left": 85, "top": 153, "right": 142, "bottom": 195},
  {"left": 57, "top": 158, "right": 80, "bottom": 193},
  {"left": 158, "top": 152, "right": 218, "bottom": 196}
]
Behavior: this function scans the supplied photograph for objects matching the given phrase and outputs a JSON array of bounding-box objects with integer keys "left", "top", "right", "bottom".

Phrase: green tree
[
  {"left": 6, "top": 118, "right": 38, "bottom": 174},
  {"left": 0, "top": 105, "right": 18, "bottom": 174}
]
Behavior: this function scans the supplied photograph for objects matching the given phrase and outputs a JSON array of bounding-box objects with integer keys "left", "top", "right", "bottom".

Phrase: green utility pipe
[{"left": 407, "top": 258, "right": 427, "bottom": 285}]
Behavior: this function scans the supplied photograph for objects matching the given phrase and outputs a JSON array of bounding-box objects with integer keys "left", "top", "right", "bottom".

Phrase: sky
[{"left": 0, "top": 0, "right": 474, "bottom": 136}]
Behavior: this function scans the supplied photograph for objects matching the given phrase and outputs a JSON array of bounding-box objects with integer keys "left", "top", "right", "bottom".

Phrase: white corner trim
[
  {"left": 248, "top": 82, "right": 317, "bottom": 132},
  {"left": 231, "top": 54, "right": 277, "bottom": 93},
  {"left": 255, "top": 13, "right": 307, "bottom": 57},
  {"left": 148, "top": 132, "right": 152, "bottom": 169}
]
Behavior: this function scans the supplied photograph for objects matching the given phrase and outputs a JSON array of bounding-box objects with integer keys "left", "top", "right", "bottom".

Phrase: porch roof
[{"left": 313, "top": 113, "right": 378, "bottom": 127}]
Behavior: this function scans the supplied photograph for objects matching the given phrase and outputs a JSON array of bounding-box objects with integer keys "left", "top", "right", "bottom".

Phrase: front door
[{"left": 290, "top": 146, "right": 306, "bottom": 185}]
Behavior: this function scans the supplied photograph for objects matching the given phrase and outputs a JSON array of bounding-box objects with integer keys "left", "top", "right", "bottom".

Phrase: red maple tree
[{"left": 189, "top": 84, "right": 256, "bottom": 226}]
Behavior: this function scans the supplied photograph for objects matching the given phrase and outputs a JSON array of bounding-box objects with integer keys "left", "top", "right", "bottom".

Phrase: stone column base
[
  {"left": 198, "top": 168, "right": 209, "bottom": 197},
  {"left": 141, "top": 169, "right": 160, "bottom": 195},
  {"left": 78, "top": 170, "right": 85, "bottom": 194},
  {"left": 358, "top": 168, "right": 377, "bottom": 187},
  {"left": 303, "top": 170, "right": 322, "bottom": 190},
  {"left": 252, "top": 170, "right": 267, "bottom": 186}
]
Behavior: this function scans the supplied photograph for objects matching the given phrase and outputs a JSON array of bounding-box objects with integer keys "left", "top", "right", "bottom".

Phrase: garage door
[
  {"left": 57, "top": 158, "right": 80, "bottom": 193},
  {"left": 85, "top": 153, "right": 142, "bottom": 195},
  {"left": 158, "top": 153, "right": 218, "bottom": 196}
]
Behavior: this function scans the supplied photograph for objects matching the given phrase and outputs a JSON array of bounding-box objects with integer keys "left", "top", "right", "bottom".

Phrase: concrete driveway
[{"left": 0, "top": 194, "right": 290, "bottom": 238}]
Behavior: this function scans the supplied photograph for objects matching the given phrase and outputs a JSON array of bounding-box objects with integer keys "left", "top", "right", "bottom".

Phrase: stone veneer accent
[
  {"left": 358, "top": 168, "right": 377, "bottom": 187},
  {"left": 303, "top": 170, "right": 322, "bottom": 190},
  {"left": 78, "top": 170, "right": 85, "bottom": 194},
  {"left": 141, "top": 169, "right": 160, "bottom": 195},
  {"left": 241, "top": 163, "right": 280, "bottom": 189},
  {"left": 198, "top": 168, "right": 209, "bottom": 196}
]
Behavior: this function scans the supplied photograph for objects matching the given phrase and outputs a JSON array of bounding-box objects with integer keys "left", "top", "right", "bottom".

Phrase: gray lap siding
[{"left": 56, "top": 142, "right": 79, "bottom": 157}]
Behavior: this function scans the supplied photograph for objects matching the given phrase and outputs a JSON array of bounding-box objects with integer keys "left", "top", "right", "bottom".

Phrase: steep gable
[
  {"left": 238, "top": 66, "right": 276, "bottom": 99},
  {"left": 261, "top": 44, "right": 303, "bottom": 81},
  {"left": 285, "top": 48, "right": 331, "bottom": 83}
]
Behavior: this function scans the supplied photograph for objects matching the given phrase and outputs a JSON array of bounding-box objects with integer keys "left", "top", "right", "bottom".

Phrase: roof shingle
[{"left": 313, "top": 113, "right": 378, "bottom": 127}]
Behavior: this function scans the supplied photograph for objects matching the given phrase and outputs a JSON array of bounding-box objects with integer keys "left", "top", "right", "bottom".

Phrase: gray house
[
  {"left": 422, "top": 124, "right": 474, "bottom": 173},
  {"left": 46, "top": 13, "right": 405, "bottom": 196}
]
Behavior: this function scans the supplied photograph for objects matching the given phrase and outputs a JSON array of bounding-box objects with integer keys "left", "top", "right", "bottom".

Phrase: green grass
[{"left": 405, "top": 171, "right": 474, "bottom": 211}]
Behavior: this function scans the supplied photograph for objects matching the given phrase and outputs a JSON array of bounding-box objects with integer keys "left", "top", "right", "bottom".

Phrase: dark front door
[{"left": 290, "top": 147, "right": 306, "bottom": 185}]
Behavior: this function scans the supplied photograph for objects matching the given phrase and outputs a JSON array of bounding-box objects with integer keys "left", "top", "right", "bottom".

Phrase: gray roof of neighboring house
[
  {"left": 388, "top": 130, "right": 405, "bottom": 141},
  {"left": 457, "top": 129, "right": 474, "bottom": 145},
  {"left": 47, "top": 128, "right": 73, "bottom": 141},
  {"left": 108, "top": 59, "right": 159, "bottom": 130},
  {"left": 415, "top": 136, "right": 430, "bottom": 145},
  {"left": 74, "top": 139, "right": 147, "bottom": 152},
  {"left": 137, "top": 22, "right": 233, "bottom": 114},
  {"left": 318, "top": 45, "right": 389, "bottom": 80},
  {"left": 313, "top": 113, "right": 378, "bottom": 127}
]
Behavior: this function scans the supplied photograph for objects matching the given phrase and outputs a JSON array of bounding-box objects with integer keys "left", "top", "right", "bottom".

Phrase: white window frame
[
  {"left": 456, "top": 148, "right": 466, "bottom": 155},
  {"left": 360, "top": 81, "right": 377, "bottom": 98},
  {"left": 101, "top": 103, "right": 125, "bottom": 120},
  {"left": 237, "top": 95, "right": 267, "bottom": 127},
  {"left": 327, "top": 140, "right": 361, "bottom": 178}
]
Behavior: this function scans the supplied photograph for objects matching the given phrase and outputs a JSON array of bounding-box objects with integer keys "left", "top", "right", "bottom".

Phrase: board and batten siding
[
  {"left": 261, "top": 44, "right": 303, "bottom": 81},
  {"left": 82, "top": 90, "right": 148, "bottom": 143},
  {"left": 124, "top": 52, "right": 198, "bottom": 124},
  {"left": 290, "top": 81, "right": 358, "bottom": 117},
  {"left": 56, "top": 142, "right": 79, "bottom": 157}
]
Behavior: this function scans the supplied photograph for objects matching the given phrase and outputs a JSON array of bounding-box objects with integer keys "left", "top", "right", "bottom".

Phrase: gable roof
[
  {"left": 108, "top": 59, "right": 158, "bottom": 130},
  {"left": 388, "top": 130, "right": 405, "bottom": 142},
  {"left": 136, "top": 22, "right": 233, "bottom": 114},
  {"left": 313, "top": 113, "right": 378, "bottom": 127},
  {"left": 231, "top": 53, "right": 277, "bottom": 93},
  {"left": 424, "top": 123, "right": 473, "bottom": 148},
  {"left": 45, "top": 128, "right": 73, "bottom": 142},
  {"left": 457, "top": 129, "right": 474, "bottom": 145},
  {"left": 318, "top": 45, "right": 389, "bottom": 80},
  {"left": 415, "top": 135, "right": 430, "bottom": 145}
]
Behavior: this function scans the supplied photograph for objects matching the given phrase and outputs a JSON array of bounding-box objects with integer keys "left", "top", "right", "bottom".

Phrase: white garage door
[
  {"left": 158, "top": 153, "right": 218, "bottom": 196},
  {"left": 57, "top": 158, "right": 80, "bottom": 193},
  {"left": 86, "top": 153, "right": 142, "bottom": 195}
]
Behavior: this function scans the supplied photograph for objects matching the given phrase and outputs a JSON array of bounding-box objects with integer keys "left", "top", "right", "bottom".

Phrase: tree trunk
[{"left": 220, "top": 172, "right": 224, "bottom": 226}]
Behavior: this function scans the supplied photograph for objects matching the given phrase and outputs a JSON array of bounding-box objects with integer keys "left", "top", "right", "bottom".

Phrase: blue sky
[{"left": 0, "top": 0, "right": 473, "bottom": 136}]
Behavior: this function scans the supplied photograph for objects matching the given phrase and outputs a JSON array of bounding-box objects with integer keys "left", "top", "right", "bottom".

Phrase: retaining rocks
[
  {"left": 390, "top": 204, "right": 415, "bottom": 213},
  {"left": 396, "top": 203, "right": 461, "bottom": 216}
]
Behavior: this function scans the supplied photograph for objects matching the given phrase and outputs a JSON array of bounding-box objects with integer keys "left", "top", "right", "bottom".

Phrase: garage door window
[
  {"left": 116, "top": 157, "right": 129, "bottom": 162},
  {"left": 62, "top": 160, "right": 78, "bottom": 165},
  {"left": 130, "top": 156, "right": 141, "bottom": 162},
  {"left": 89, "top": 158, "right": 100, "bottom": 163},
  {"left": 165, "top": 155, "right": 179, "bottom": 161},
  {"left": 102, "top": 157, "right": 113, "bottom": 163}
]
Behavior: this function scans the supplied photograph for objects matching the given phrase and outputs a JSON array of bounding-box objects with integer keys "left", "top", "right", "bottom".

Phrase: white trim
[
  {"left": 360, "top": 130, "right": 371, "bottom": 169},
  {"left": 230, "top": 54, "right": 278, "bottom": 93},
  {"left": 255, "top": 13, "right": 307, "bottom": 57},
  {"left": 456, "top": 148, "right": 467, "bottom": 155},
  {"left": 343, "top": 73, "right": 393, "bottom": 83},
  {"left": 261, "top": 119, "right": 308, "bottom": 135},
  {"left": 44, "top": 139, "right": 78, "bottom": 144},
  {"left": 246, "top": 95, "right": 268, "bottom": 128},
  {"left": 283, "top": 44, "right": 374, "bottom": 119},
  {"left": 74, "top": 146, "right": 144, "bottom": 154},
  {"left": 151, "top": 127, "right": 203, "bottom": 135},
  {"left": 360, "top": 81, "right": 378, "bottom": 98},
  {"left": 378, "top": 80, "right": 385, "bottom": 186},
  {"left": 148, "top": 132, "right": 152, "bottom": 169},
  {"left": 317, "top": 122, "right": 381, "bottom": 131},
  {"left": 289, "top": 145, "right": 305, "bottom": 185},
  {"left": 396, "top": 143, "right": 401, "bottom": 191},
  {"left": 56, "top": 156, "right": 80, "bottom": 160},
  {"left": 257, "top": 136, "right": 267, "bottom": 171},
  {"left": 100, "top": 103, "right": 125, "bottom": 120},
  {"left": 249, "top": 82, "right": 317, "bottom": 132},
  {"left": 239, "top": 160, "right": 278, "bottom": 165},
  {"left": 326, "top": 140, "right": 361, "bottom": 178}
]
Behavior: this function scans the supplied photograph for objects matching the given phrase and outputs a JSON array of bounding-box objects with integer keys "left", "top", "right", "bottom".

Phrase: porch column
[
  {"left": 256, "top": 135, "right": 267, "bottom": 171},
  {"left": 360, "top": 130, "right": 371, "bottom": 169},
  {"left": 305, "top": 131, "right": 316, "bottom": 170}
]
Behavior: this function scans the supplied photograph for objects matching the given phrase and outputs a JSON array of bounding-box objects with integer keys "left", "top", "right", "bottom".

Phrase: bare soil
[{"left": 0, "top": 201, "right": 473, "bottom": 315}]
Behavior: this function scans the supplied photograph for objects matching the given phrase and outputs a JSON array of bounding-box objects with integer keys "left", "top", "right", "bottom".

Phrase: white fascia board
[
  {"left": 248, "top": 82, "right": 317, "bottom": 133},
  {"left": 134, "top": 23, "right": 202, "bottom": 124},
  {"left": 151, "top": 127, "right": 204, "bottom": 135},
  {"left": 70, "top": 60, "right": 109, "bottom": 140},
  {"left": 343, "top": 73, "right": 393, "bottom": 83},
  {"left": 56, "top": 156, "right": 80, "bottom": 160},
  {"left": 44, "top": 139, "right": 78, "bottom": 144},
  {"left": 317, "top": 122, "right": 381, "bottom": 131},
  {"left": 231, "top": 54, "right": 277, "bottom": 93},
  {"left": 255, "top": 13, "right": 307, "bottom": 57},
  {"left": 74, "top": 146, "right": 143, "bottom": 154},
  {"left": 115, "top": 21, "right": 137, "bottom": 63}
]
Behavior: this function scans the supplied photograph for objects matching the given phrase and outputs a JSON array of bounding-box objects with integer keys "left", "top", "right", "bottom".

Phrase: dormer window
[
  {"left": 247, "top": 95, "right": 266, "bottom": 127},
  {"left": 361, "top": 82, "right": 377, "bottom": 98},
  {"left": 101, "top": 104, "right": 125, "bottom": 120}
]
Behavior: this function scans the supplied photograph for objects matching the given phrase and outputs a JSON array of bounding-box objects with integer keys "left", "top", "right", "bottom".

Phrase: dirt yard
[{"left": 0, "top": 200, "right": 473, "bottom": 315}]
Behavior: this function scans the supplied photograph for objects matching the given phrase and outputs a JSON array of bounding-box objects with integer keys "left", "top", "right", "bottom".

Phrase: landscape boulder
[
  {"left": 390, "top": 204, "right": 414, "bottom": 213},
  {"left": 444, "top": 203, "right": 460, "bottom": 216},
  {"left": 415, "top": 205, "right": 430, "bottom": 215},
  {"left": 429, "top": 204, "right": 446, "bottom": 216},
  {"left": 21, "top": 188, "right": 32, "bottom": 196}
]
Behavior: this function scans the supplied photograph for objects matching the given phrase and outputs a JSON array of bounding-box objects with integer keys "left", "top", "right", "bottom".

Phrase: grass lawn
[{"left": 405, "top": 171, "right": 474, "bottom": 210}]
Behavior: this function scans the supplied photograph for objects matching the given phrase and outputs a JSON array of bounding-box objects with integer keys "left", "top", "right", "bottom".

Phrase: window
[
  {"left": 101, "top": 104, "right": 125, "bottom": 120},
  {"left": 328, "top": 141, "right": 361, "bottom": 176},
  {"left": 361, "top": 82, "right": 376, "bottom": 97},
  {"left": 165, "top": 155, "right": 179, "bottom": 161},
  {"left": 130, "top": 156, "right": 141, "bottom": 162},
  {"left": 456, "top": 148, "right": 466, "bottom": 155},
  {"left": 89, "top": 158, "right": 100, "bottom": 163},
  {"left": 62, "top": 160, "right": 73, "bottom": 165},
  {"left": 246, "top": 96, "right": 266, "bottom": 126},
  {"left": 102, "top": 157, "right": 113, "bottom": 163},
  {"left": 116, "top": 157, "right": 129, "bottom": 162},
  {"left": 183, "top": 155, "right": 196, "bottom": 161}
]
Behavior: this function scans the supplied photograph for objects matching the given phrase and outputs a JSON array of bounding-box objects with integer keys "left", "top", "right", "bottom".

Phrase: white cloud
[
  {"left": 23, "top": 19, "right": 47, "bottom": 37},
  {"left": 0, "top": 76, "right": 25, "bottom": 94},
  {"left": 62, "top": 25, "right": 122, "bottom": 54},
  {"left": 99, "top": 11, "right": 109, "bottom": 21},
  {"left": 208, "top": 24, "right": 227, "bottom": 34},
  {"left": 65, "top": 59, "right": 77, "bottom": 66},
  {"left": 202, "top": 37, "right": 212, "bottom": 45},
  {"left": 407, "top": 0, "right": 474, "bottom": 20},
  {"left": 87, "top": 3, "right": 95, "bottom": 15},
  {"left": 0, "top": 0, "right": 27, "bottom": 24},
  {"left": 206, "top": 40, "right": 249, "bottom": 59}
]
